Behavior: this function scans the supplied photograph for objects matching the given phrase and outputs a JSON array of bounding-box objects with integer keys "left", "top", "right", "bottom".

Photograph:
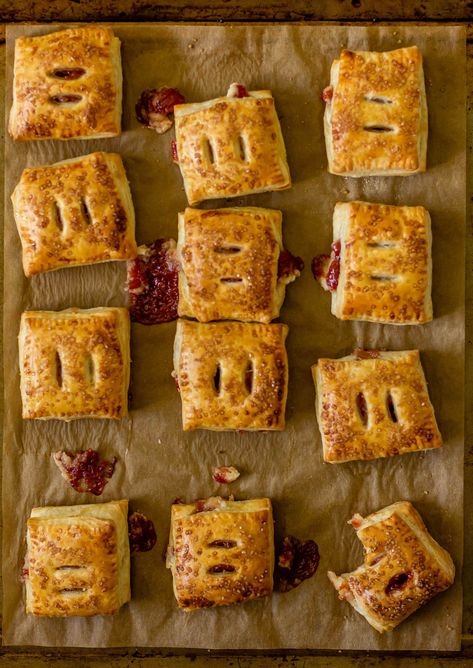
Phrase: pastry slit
[
  {"left": 203, "top": 138, "right": 216, "bottom": 165},
  {"left": 55, "top": 565, "right": 86, "bottom": 571},
  {"left": 214, "top": 245, "right": 242, "bottom": 255},
  {"left": 53, "top": 201, "right": 64, "bottom": 233},
  {"left": 386, "top": 392, "right": 398, "bottom": 422},
  {"left": 81, "top": 199, "right": 93, "bottom": 225},
  {"left": 367, "top": 241, "right": 398, "bottom": 248},
  {"left": 55, "top": 351, "right": 63, "bottom": 388},
  {"left": 356, "top": 391, "right": 368, "bottom": 426},
  {"left": 49, "top": 93, "right": 83, "bottom": 105},
  {"left": 50, "top": 67, "right": 86, "bottom": 80},
  {"left": 364, "top": 94, "right": 393, "bottom": 104},
  {"left": 370, "top": 275, "right": 397, "bottom": 282},
  {"left": 85, "top": 353, "right": 96, "bottom": 385},
  {"left": 213, "top": 363, "right": 221, "bottom": 394},
  {"left": 208, "top": 539, "right": 238, "bottom": 548},
  {"left": 59, "top": 587, "right": 89, "bottom": 594},
  {"left": 220, "top": 277, "right": 243, "bottom": 283},
  {"left": 363, "top": 125, "right": 395, "bottom": 133},
  {"left": 245, "top": 360, "right": 253, "bottom": 394},
  {"left": 235, "top": 135, "right": 247, "bottom": 161},
  {"left": 207, "top": 564, "right": 237, "bottom": 574}
]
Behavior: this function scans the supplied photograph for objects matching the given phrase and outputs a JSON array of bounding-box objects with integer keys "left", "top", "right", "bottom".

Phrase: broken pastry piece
[
  {"left": 166, "top": 496, "right": 274, "bottom": 610},
  {"left": 313, "top": 349, "right": 442, "bottom": 463},
  {"left": 173, "top": 319, "right": 288, "bottom": 431},
  {"left": 328, "top": 501, "right": 455, "bottom": 633},
  {"left": 323, "top": 46, "right": 427, "bottom": 175},
  {"left": 174, "top": 83, "right": 291, "bottom": 204},
  {"left": 313, "top": 201, "right": 432, "bottom": 325},
  {"left": 9, "top": 26, "right": 122, "bottom": 141},
  {"left": 24, "top": 499, "right": 130, "bottom": 617},
  {"left": 177, "top": 207, "right": 302, "bottom": 323},
  {"left": 12, "top": 152, "right": 137, "bottom": 276}
]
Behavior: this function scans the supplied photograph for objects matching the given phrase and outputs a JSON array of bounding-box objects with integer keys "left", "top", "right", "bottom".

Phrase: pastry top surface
[
  {"left": 313, "top": 350, "right": 442, "bottom": 462},
  {"left": 177, "top": 207, "right": 283, "bottom": 323},
  {"left": 26, "top": 499, "right": 130, "bottom": 617},
  {"left": 326, "top": 47, "right": 427, "bottom": 175},
  {"left": 174, "top": 319, "right": 288, "bottom": 431},
  {"left": 9, "top": 26, "right": 122, "bottom": 140},
  {"left": 12, "top": 152, "right": 136, "bottom": 276},
  {"left": 174, "top": 89, "right": 291, "bottom": 204},
  {"left": 19, "top": 307, "right": 130, "bottom": 419},
  {"left": 333, "top": 201, "right": 432, "bottom": 324},
  {"left": 328, "top": 501, "right": 455, "bottom": 632},
  {"left": 168, "top": 496, "right": 274, "bottom": 610}
]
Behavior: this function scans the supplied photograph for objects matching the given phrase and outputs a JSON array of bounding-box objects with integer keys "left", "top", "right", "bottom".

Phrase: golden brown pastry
[
  {"left": 12, "top": 152, "right": 137, "bottom": 276},
  {"left": 9, "top": 26, "right": 122, "bottom": 141},
  {"left": 328, "top": 501, "right": 455, "bottom": 632},
  {"left": 19, "top": 308, "right": 130, "bottom": 420},
  {"left": 174, "top": 83, "right": 291, "bottom": 204},
  {"left": 173, "top": 319, "right": 288, "bottom": 431},
  {"left": 177, "top": 207, "right": 301, "bottom": 323},
  {"left": 313, "top": 349, "right": 442, "bottom": 463},
  {"left": 314, "top": 201, "right": 432, "bottom": 325},
  {"left": 166, "top": 496, "right": 274, "bottom": 610},
  {"left": 323, "top": 47, "right": 427, "bottom": 175},
  {"left": 25, "top": 499, "right": 130, "bottom": 617}
]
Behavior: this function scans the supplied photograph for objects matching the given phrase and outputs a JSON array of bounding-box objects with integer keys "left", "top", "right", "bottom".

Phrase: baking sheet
[{"left": 2, "top": 24, "right": 465, "bottom": 650}]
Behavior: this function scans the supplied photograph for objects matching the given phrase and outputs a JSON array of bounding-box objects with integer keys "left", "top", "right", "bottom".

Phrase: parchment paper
[{"left": 2, "top": 24, "right": 465, "bottom": 651}]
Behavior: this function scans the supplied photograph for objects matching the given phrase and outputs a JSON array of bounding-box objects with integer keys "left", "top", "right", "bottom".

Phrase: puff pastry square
[
  {"left": 173, "top": 320, "right": 288, "bottom": 431},
  {"left": 177, "top": 207, "right": 299, "bottom": 323},
  {"left": 9, "top": 26, "right": 122, "bottom": 141},
  {"left": 12, "top": 152, "right": 137, "bottom": 276},
  {"left": 316, "top": 201, "right": 432, "bottom": 325},
  {"left": 25, "top": 499, "right": 130, "bottom": 617},
  {"left": 313, "top": 350, "right": 442, "bottom": 463},
  {"left": 19, "top": 307, "right": 130, "bottom": 420},
  {"left": 324, "top": 47, "right": 427, "bottom": 176},
  {"left": 174, "top": 86, "right": 291, "bottom": 204},
  {"left": 167, "top": 496, "right": 274, "bottom": 610},
  {"left": 328, "top": 501, "right": 455, "bottom": 632}
]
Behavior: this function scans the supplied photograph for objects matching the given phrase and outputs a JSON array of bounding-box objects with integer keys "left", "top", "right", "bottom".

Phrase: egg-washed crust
[
  {"left": 328, "top": 501, "right": 455, "bottom": 633},
  {"left": 313, "top": 350, "right": 442, "bottom": 463},
  {"left": 9, "top": 26, "right": 122, "bottom": 141},
  {"left": 167, "top": 497, "right": 274, "bottom": 610},
  {"left": 19, "top": 307, "right": 130, "bottom": 420},
  {"left": 325, "top": 47, "right": 427, "bottom": 175},
  {"left": 173, "top": 320, "right": 288, "bottom": 431},
  {"left": 12, "top": 152, "right": 137, "bottom": 276},
  {"left": 174, "top": 90, "right": 291, "bottom": 204},
  {"left": 330, "top": 201, "right": 432, "bottom": 324},
  {"left": 177, "top": 207, "right": 287, "bottom": 323},
  {"left": 26, "top": 499, "right": 130, "bottom": 617}
]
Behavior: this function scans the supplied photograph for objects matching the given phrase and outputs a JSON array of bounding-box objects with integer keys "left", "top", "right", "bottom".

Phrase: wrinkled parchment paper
[{"left": 2, "top": 24, "right": 465, "bottom": 650}]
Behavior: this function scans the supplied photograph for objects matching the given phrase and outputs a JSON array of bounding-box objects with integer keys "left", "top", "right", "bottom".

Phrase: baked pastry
[
  {"left": 25, "top": 499, "right": 130, "bottom": 617},
  {"left": 313, "top": 201, "right": 432, "bottom": 325},
  {"left": 19, "top": 307, "right": 130, "bottom": 420},
  {"left": 12, "top": 152, "right": 137, "bottom": 276},
  {"left": 166, "top": 496, "right": 274, "bottom": 610},
  {"left": 173, "top": 319, "right": 288, "bottom": 431},
  {"left": 328, "top": 501, "right": 455, "bottom": 632},
  {"left": 177, "top": 207, "right": 302, "bottom": 323},
  {"left": 323, "top": 47, "right": 427, "bottom": 175},
  {"left": 313, "top": 349, "right": 442, "bottom": 463},
  {"left": 9, "top": 26, "right": 122, "bottom": 141},
  {"left": 174, "top": 83, "right": 291, "bottom": 204}
]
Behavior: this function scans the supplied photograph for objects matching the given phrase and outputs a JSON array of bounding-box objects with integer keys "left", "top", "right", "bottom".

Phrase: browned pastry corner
[
  {"left": 173, "top": 319, "right": 288, "bottom": 431},
  {"left": 313, "top": 349, "right": 442, "bottom": 462},
  {"left": 167, "top": 496, "right": 274, "bottom": 610},
  {"left": 9, "top": 26, "right": 122, "bottom": 140},
  {"left": 328, "top": 501, "right": 455, "bottom": 632},
  {"left": 19, "top": 308, "right": 130, "bottom": 420},
  {"left": 177, "top": 207, "right": 300, "bottom": 323},
  {"left": 25, "top": 499, "right": 130, "bottom": 617},
  {"left": 174, "top": 85, "right": 291, "bottom": 204},
  {"left": 315, "top": 201, "right": 432, "bottom": 325},
  {"left": 323, "top": 46, "right": 427, "bottom": 175},
  {"left": 12, "top": 152, "right": 137, "bottom": 276}
]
